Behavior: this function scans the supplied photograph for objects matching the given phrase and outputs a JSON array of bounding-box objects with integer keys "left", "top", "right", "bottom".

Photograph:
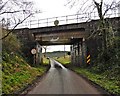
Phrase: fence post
[
  {"left": 38, "top": 19, "right": 39, "bottom": 27},
  {"left": 77, "top": 14, "right": 78, "bottom": 23},
  {"left": 47, "top": 18, "right": 48, "bottom": 26},
  {"left": 66, "top": 16, "right": 68, "bottom": 24}
]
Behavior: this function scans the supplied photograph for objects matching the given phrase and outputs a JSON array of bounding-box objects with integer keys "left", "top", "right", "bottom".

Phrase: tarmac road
[{"left": 27, "top": 59, "right": 107, "bottom": 95}]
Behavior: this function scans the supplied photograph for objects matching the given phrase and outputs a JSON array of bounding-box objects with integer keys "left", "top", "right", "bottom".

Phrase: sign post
[
  {"left": 31, "top": 49, "right": 37, "bottom": 65},
  {"left": 54, "top": 20, "right": 59, "bottom": 26}
]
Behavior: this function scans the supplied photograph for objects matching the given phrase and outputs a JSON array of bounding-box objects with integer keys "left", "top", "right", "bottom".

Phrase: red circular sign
[{"left": 31, "top": 49, "right": 36, "bottom": 54}]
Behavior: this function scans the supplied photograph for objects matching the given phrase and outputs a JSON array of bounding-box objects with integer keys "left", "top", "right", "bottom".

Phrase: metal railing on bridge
[{"left": 9, "top": 11, "right": 120, "bottom": 29}]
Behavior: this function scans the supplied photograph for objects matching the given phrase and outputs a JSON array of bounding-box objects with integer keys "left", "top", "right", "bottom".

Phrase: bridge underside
[
  {"left": 14, "top": 25, "right": 90, "bottom": 66},
  {"left": 32, "top": 28, "right": 89, "bottom": 67},
  {"left": 33, "top": 28, "right": 88, "bottom": 45}
]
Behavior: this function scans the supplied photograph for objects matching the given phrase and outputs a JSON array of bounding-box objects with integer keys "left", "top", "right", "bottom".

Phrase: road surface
[{"left": 27, "top": 59, "right": 106, "bottom": 95}]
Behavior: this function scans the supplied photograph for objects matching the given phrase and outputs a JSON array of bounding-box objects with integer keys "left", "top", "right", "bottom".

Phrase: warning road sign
[{"left": 31, "top": 49, "right": 36, "bottom": 54}]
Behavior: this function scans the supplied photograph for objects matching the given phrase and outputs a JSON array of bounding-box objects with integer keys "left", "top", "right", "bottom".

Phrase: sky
[
  {"left": 31, "top": 0, "right": 78, "bottom": 52},
  {"left": 33, "top": 0, "right": 78, "bottom": 18}
]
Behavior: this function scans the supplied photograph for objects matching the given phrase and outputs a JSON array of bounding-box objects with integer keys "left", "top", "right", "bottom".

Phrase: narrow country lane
[{"left": 27, "top": 59, "right": 107, "bottom": 95}]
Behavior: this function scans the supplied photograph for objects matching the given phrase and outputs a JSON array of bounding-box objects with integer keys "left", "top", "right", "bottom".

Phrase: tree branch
[
  {"left": 0, "top": 0, "right": 8, "bottom": 11},
  {"left": 93, "top": 0, "right": 103, "bottom": 19},
  {"left": 0, "top": 13, "right": 33, "bottom": 40},
  {"left": 103, "top": 1, "right": 117, "bottom": 16},
  {"left": 77, "top": 0, "right": 91, "bottom": 13},
  {"left": 0, "top": 10, "right": 21, "bottom": 15}
]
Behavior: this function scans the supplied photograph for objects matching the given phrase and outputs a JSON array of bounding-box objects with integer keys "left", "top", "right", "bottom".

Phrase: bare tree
[
  {"left": 92, "top": 0, "right": 120, "bottom": 53},
  {"left": 66, "top": 0, "right": 120, "bottom": 51},
  {"left": 66, "top": 0, "right": 119, "bottom": 15},
  {"left": 0, "top": 0, "right": 41, "bottom": 40}
]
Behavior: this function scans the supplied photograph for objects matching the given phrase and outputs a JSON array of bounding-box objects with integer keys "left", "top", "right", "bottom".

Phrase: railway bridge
[{"left": 13, "top": 13, "right": 120, "bottom": 66}]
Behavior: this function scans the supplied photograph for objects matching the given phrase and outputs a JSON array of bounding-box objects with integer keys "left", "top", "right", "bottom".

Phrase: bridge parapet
[{"left": 10, "top": 11, "right": 120, "bottom": 29}]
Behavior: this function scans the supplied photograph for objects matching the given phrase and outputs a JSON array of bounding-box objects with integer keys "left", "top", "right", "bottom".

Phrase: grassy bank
[
  {"left": 72, "top": 67, "right": 120, "bottom": 95},
  {"left": 2, "top": 51, "right": 47, "bottom": 94},
  {"left": 2, "top": 31, "right": 47, "bottom": 94}
]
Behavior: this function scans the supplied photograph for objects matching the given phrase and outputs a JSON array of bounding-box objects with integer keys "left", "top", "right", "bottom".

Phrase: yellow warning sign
[
  {"left": 87, "top": 55, "right": 90, "bottom": 59},
  {"left": 87, "top": 54, "right": 90, "bottom": 64}
]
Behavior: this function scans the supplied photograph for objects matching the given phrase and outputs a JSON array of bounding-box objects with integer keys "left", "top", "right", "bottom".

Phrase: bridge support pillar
[
  {"left": 70, "top": 45, "right": 73, "bottom": 65},
  {"left": 70, "top": 39, "right": 81, "bottom": 66},
  {"left": 76, "top": 39, "right": 83, "bottom": 66},
  {"left": 81, "top": 38, "right": 87, "bottom": 66},
  {"left": 77, "top": 41, "right": 81, "bottom": 66},
  {"left": 74, "top": 44, "right": 78, "bottom": 66},
  {"left": 70, "top": 44, "right": 76, "bottom": 66},
  {"left": 79, "top": 41, "right": 84, "bottom": 66},
  {"left": 70, "top": 38, "right": 87, "bottom": 67},
  {"left": 35, "top": 43, "right": 43, "bottom": 66}
]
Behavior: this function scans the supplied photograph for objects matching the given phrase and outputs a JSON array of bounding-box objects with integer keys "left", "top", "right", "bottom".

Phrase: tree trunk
[{"left": 93, "top": 0, "right": 109, "bottom": 63}]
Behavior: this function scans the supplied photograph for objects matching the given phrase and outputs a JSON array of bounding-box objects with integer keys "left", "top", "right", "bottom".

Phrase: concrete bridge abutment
[
  {"left": 34, "top": 43, "right": 43, "bottom": 66},
  {"left": 70, "top": 38, "right": 87, "bottom": 67}
]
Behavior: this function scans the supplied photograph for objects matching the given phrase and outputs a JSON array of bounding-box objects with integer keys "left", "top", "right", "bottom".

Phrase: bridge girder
[{"left": 33, "top": 28, "right": 88, "bottom": 45}]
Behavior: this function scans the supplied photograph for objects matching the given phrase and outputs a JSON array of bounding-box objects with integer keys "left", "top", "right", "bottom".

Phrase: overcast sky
[{"left": 33, "top": 0, "right": 78, "bottom": 18}]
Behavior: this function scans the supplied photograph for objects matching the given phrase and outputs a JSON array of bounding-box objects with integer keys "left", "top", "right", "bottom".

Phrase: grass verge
[
  {"left": 42, "top": 57, "right": 50, "bottom": 65},
  {"left": 54, "top": 55, "right": 71, "bottom": 65},
  {"left": 72, "top": 67, "right": 120, "bottom": 95}
]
